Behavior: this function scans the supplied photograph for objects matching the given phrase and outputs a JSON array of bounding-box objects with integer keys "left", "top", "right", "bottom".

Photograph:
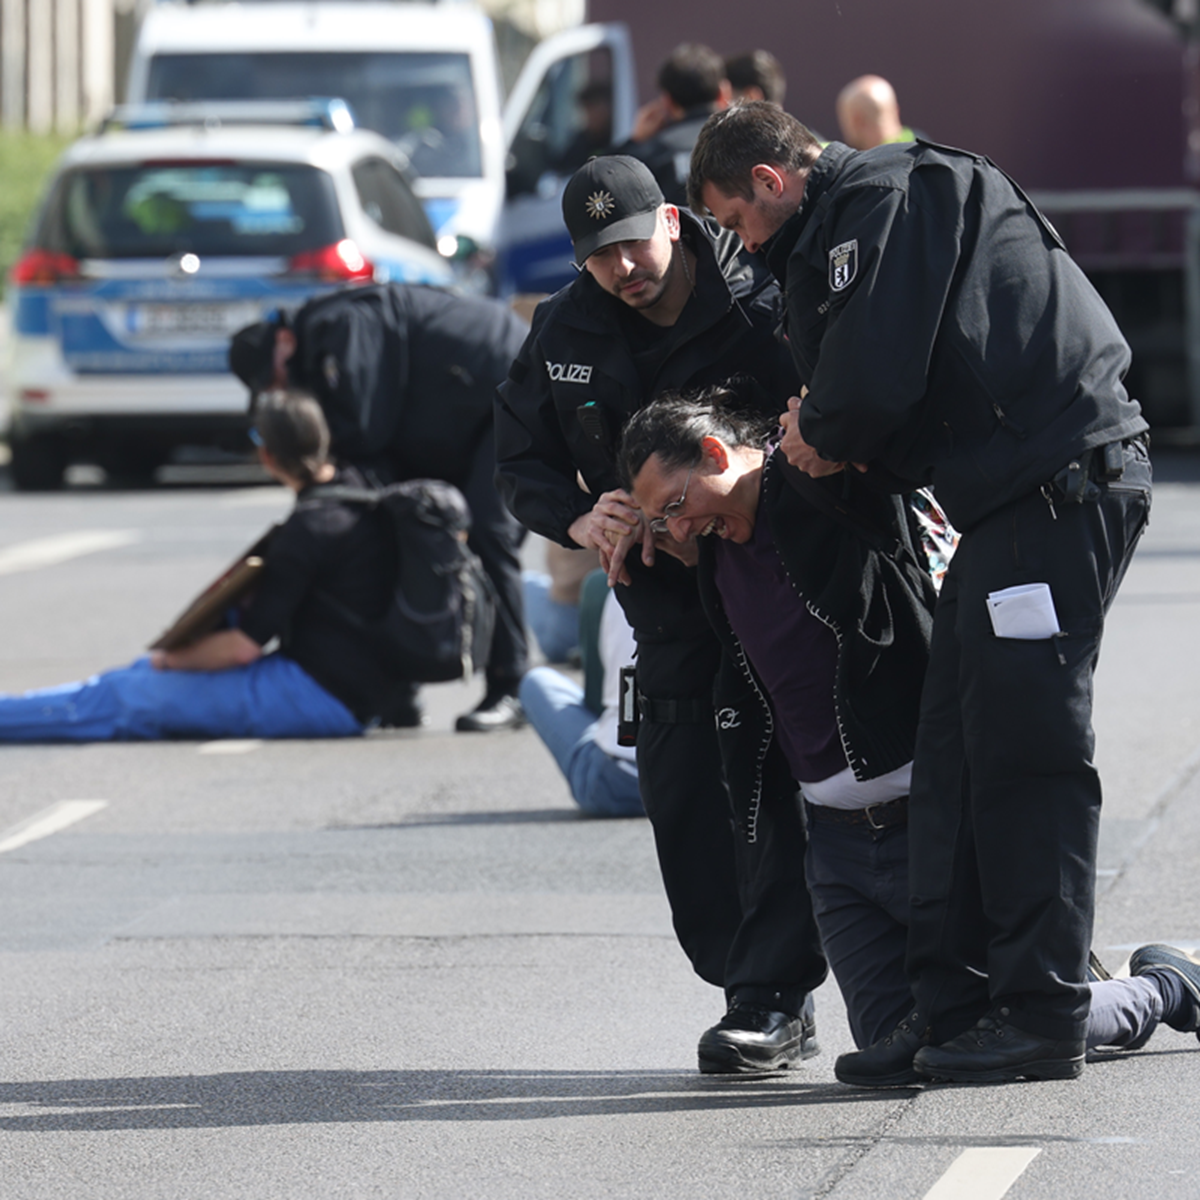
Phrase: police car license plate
[{"left": 131, "top": 302, "right": 262, "bottom": 337}]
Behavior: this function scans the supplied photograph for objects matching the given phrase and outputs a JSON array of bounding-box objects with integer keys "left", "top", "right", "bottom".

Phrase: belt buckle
[{"left": 864, "top": 802, "right": 887, "bottom": 830}]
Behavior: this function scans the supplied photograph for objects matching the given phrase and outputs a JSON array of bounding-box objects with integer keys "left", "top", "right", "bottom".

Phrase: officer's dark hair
[
  {"left": 618, "top": 383, "right": 773, "bottom": 490},
  {"left": 252, "top": 388, "right": 330, "bottom": 486},
  {"left": 657, "top": 42, "right": 726, "bottom": 110},
  {"left": 724, "top": 50, "right": 787, "bottom": 107},
  {"left": 688, "top": 101, "right": 822, "bottom": 210}
]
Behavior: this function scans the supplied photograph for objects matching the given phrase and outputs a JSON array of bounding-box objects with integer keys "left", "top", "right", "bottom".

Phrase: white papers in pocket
[{"left": 986, "top": 582, "right": 1061, "bottom": 640}]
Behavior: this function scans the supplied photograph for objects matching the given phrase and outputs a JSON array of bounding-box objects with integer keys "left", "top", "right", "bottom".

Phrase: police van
[{"left": 125, "top": 1, "right": 637, "bottom": 296}]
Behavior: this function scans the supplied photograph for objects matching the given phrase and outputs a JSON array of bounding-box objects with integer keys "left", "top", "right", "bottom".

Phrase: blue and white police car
[{"left": 2, "top": 100, "right": 453, "bottom": 489}]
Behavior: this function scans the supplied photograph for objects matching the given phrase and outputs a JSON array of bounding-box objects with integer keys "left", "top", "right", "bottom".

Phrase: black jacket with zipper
[
  {"left": 495, "top": 210, "right": 799, "bottom": 551},
  {"left": 766, "top": 140, "right": 1148, "bottom": 532},
  {"left": 696, "top": 450, "right": 938, "bottom": 841}
]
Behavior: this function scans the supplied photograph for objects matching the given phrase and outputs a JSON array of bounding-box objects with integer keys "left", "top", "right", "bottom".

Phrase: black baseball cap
[{"left": 562, "top": 155, "right": 665, "bottom": 265}]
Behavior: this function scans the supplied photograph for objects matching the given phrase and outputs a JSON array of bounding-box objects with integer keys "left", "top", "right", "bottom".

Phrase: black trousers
[
  {"left": 619, "top": 556, "right": 827, "bottom": 1014},
  {"left": 906, "top": 440, "right": 1151, "bottom": 1043}
]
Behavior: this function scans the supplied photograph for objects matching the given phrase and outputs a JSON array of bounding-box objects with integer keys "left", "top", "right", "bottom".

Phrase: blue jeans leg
[
  {"left": 519, "top": 667, "right": 642, "bottom": 817},
  {"left": 0, "top": 655, "right": 363, "bottom": 741},
  {"left": 522, "top": 573, "right": 580, "bottom": 664}
]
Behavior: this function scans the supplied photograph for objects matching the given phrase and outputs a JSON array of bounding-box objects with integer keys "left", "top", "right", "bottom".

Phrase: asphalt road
[{"left": 0, "top": 453, "right": 1198, "bottom": 1200}]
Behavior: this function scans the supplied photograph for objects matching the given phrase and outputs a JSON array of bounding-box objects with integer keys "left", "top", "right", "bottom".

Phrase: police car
[{"left": 2, "top": 100, "right": 453, "bottom": 489}]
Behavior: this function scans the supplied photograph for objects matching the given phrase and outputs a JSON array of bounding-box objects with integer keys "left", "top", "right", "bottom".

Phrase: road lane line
[
  {"left": 0, "top": 800, "right": 109, "bottom": 855},
  {"left": 197, "top": 739, "right": 263, "bottom": 755},
  {"left": 0, "top": 531, "right": 141, "bottom": 577},
  {"left": 922, "top": 1148, "right": 1041, "bottom": 1200}
]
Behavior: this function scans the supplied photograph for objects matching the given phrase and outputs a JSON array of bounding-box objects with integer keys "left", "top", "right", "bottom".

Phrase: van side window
[
  {"left": 507, "top": 48, "right": 614, "bottom": 198},
  {"left": 352, "top": 158, "right": 437, "bottom": 250}
]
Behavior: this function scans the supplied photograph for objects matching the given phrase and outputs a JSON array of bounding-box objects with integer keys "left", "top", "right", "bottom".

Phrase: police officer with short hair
[
  {"left": 231, "top": 283, "right": 530, "bottom": 732},
  {"left": 495, "top": 155, "right": 827, "bottom": 1072},
  {"left": 688, "top": 101, "right": 1153, "bottom": 1085}
]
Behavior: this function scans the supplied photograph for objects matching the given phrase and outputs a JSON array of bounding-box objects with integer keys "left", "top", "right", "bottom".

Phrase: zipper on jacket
[{"left": 762, "top": 455, "right": 866, "bottom": 781}]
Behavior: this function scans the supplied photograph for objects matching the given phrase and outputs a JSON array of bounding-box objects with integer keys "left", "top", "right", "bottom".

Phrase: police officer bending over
[
  {"left": 689, "top": 101, "right": 1153, "bottom": 1085},
  {"left": 231, "top": 283, "right": 530, "bottom": 732},
  {"left": 495, "top": 155, "right": 828, "bottom": 1073}
]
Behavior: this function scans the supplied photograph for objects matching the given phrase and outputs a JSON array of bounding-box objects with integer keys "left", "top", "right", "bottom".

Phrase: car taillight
[
  {"left": 10, "top": 249, "right": 80, "bottom": 285},
  {"left": 287, "top": 239, "right": 373, "bottom": 281}
]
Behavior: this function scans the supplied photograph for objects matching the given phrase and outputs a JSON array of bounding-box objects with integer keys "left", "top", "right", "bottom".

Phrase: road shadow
[{"left": 0, "top": 1068, "right": 904, "bottom": 1132}]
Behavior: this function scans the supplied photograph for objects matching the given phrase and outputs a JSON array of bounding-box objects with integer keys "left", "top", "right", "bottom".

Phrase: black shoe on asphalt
[
  {"left": 913, "top": 1007, "right": 1085, "bottom": 1083},
  {"left": 454, "top": 693, "right": 527, "bottom": 733},
  {"left": 1129, "top": 943, "right": 1200, "bottom": 1038},
  {"left": 834, "top": 1009, "right": 930, "bottom": 1087},
  {"left": 697, "top": 996, "right": 819, "bottom": 1074}
]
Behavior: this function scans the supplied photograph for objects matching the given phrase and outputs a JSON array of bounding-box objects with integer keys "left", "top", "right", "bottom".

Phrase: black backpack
[{"left": 305, "top": 480, "right": 496, "bottom": 683}]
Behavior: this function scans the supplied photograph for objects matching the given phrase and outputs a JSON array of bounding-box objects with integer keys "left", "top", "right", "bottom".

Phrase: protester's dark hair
[
  {"left": 252, "top": 388, "right": 330, "bottom": 485},
  {"left": 618, "top": 383, "right": 773, "bottom": 490},
  {"left": 724, "top": 50, "right": 787, "bottom": 107},
  {"left": 688, "top": 101, "right": 822, "bottom": 209},
  {"left": 657, "top": 43, "right": 726, "bottom": 110}
]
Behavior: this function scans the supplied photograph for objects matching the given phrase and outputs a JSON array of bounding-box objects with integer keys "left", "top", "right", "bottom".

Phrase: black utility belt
[
  {"left": 805, "top": 795, "right": 909, "bottom": 830},
  {"left": 1048, "top": 433, "right": 1147, "bottom": 505}
]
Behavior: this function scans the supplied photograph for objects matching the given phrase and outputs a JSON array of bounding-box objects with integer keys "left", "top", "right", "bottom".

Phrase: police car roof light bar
[{"left": 97, "top": 98, "right": 358, "bottom": 135}]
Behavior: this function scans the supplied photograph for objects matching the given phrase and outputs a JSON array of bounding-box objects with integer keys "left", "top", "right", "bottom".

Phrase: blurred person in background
[
  {"left": 724, "top": 50, "right": 786, "bottom": 108},
  {"left": 835, "top": 75, "right": 917, "bottom": 150},
  {"left": 614, "top": 42, "right": 732, "bottom": 205}
]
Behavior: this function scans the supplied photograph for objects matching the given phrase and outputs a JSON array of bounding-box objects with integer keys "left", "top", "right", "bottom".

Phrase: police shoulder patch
[{"left": 828, "top": 239, "right": 859, "bottom": 292}]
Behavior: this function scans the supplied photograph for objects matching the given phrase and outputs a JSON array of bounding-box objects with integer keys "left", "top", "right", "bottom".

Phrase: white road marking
[
  {"left": 197, "top": 739, "right": 264, "bottom": 755},
  {"left": 0, "top": 531, "right": 140, "bottom": 577},
  {"left": 922, "top": 1148, "right": 1041, "bottom": 1200},
  {"left": 0, "top": 800, "right": 109, "bottom": 855}
]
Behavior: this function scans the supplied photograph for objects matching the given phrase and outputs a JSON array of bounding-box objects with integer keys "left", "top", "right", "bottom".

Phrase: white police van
[{"left": 125, "top": 2, "right": 638, "bottom": 296}]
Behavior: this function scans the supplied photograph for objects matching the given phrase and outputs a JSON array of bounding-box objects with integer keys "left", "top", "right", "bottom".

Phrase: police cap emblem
[
  {"left": 585, "top": 190, "right": 616, "bottom": 220},
  {"left": 828, "top": 239, "right": 859, "bottom": 292}
]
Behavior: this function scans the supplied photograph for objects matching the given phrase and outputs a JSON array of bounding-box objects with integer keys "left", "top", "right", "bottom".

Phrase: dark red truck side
[{"left": 590, "top": 0, "right": 1200, "bottom": 435}]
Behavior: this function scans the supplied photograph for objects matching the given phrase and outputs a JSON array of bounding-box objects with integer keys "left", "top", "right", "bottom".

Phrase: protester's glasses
[{"left": 648, "top": 465, "right": 695, "bottom": 534}]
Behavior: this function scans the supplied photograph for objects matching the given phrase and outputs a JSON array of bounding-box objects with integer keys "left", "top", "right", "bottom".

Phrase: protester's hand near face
[{"left": 568, "top": 491, "right": 647, "bottom": 586}]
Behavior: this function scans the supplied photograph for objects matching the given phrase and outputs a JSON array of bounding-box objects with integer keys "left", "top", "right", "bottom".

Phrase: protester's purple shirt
[{"left": 712, "top": 483, "right": 847, "bottom": 785}]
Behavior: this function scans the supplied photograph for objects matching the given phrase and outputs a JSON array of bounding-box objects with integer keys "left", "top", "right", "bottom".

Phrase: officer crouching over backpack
[{"left": 230, "top": 283, "right": 530, "bottom": 732}]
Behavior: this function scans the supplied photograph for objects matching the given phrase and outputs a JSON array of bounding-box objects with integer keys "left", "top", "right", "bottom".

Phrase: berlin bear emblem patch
[{"left": 828, "top": 239, "right": 859, "bottom": 292}]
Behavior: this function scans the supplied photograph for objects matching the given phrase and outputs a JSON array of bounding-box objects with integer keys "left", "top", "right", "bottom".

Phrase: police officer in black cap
[
  {"left": 495, "top": 155, "right": 828, "bottom": 1072},
  {"left": 230, "top": 284, "right": 530, "bottom": 732}
]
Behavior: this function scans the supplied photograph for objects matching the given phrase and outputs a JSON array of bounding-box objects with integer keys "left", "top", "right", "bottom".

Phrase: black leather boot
[{"left": 834, "top": 1009, "right": 930, "bottom": 1087}]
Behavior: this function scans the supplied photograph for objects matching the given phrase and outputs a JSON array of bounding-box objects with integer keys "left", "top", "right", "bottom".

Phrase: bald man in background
[{"left": 835, "top": 75, "right": 916, "bottom": 150}]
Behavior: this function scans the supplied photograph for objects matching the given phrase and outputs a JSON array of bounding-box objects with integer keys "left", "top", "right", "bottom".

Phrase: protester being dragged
[
  {"left": 230, "top": 283, "right": 530, "bottom": 732},
  {"left": 621, "top": 389, "right": 1199, "bottom": 1082},
  {"left": 0, "top": 390, "right": 412, "bottom": 741}
]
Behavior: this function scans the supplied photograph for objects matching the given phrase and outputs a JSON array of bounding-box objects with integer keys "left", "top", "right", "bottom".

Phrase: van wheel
[{"left": 8, "top": 433, "right": 69, "bottom": 491}]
